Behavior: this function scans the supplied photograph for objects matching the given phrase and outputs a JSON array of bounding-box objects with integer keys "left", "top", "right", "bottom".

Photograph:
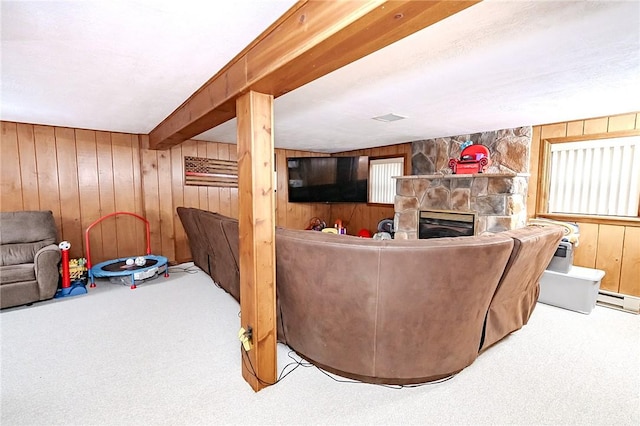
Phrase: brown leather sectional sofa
[
  {"left": 177, "top": 207, "right": 562, "bottom": 385},
  {"left": 177, "top": 207, "right": 240, "bottom": 301}
]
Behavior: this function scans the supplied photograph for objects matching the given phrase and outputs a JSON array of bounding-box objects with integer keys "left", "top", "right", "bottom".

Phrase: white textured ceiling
[
  {"left": 2, "top": 1, "right": 639, "bottom": 153},
  {"left": 1, "top": 0, "right": 296, "bottom": 133}
]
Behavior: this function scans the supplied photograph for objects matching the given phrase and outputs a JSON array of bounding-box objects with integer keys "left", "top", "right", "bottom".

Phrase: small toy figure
[
  {"left": 305, "top": 217, "right": 326, "bottom": 231},
  {"left": 449, "top": 144, "right": 491, "bottom": 174}
]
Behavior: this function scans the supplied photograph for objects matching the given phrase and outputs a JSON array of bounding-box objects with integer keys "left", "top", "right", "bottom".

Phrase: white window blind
[
  {"left": 548, "top": 136, "right": 640, "bottom": 216},
  {"left": 369, "top": 157, "right": 404, "bottom": 204}
]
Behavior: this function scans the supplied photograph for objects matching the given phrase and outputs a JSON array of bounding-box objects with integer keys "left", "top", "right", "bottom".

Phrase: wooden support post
[{"left": 236, "top": 90, "right": 277, "bottom": 391}]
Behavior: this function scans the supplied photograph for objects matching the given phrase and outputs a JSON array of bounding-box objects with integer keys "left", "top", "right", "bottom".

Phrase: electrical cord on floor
[
  {"left": 311, "top": 365, "right": 456, "bottom": 389},
  {"left": 167, "top": 265, "right": 200, "bottom": 274},
  {"left": 241, "top": 340, "right": 455, "bottom": 389},
  {"left": 242, "top": 309, "right": 456, "bottom": 389},
  {"left": 240, "top": 345, "right": 310, "bottom": 386}
]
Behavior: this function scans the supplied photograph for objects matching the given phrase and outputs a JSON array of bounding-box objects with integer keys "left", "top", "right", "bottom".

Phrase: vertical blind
[
  {"left": 369, "top": 157, "right": 404, "bottom": 204},
  {"left": 548, "top": 136, "right": 640, "bottom": 216}
]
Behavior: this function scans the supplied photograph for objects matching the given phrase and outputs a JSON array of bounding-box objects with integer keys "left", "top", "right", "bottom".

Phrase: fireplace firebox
[{"left": 419, "top": 210, "right": 476, "bottom": 239}]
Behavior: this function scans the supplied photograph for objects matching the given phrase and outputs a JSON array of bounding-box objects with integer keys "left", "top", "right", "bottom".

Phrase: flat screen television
[{"left": 287, "top": 156, "right": 369, "bottom": 203}]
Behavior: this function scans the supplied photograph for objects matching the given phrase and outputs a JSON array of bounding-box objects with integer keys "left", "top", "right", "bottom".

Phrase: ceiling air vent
[{"left": 372, "top": 113, "right": 407, "bottom": 122}]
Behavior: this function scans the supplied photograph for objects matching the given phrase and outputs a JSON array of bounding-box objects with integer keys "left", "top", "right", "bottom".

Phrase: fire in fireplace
[{"left": 419, "top": 210, "right": 476, "bottom": 239}]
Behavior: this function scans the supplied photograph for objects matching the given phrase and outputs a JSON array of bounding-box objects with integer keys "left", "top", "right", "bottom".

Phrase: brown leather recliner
[{"left": 1, "top": 211, "right": 61, "bottom": 309}]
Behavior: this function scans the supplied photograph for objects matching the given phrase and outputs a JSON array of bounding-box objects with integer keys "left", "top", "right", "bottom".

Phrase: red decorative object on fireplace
[{"left": 449, "top": 144, "right": 491, "bottom": 174}]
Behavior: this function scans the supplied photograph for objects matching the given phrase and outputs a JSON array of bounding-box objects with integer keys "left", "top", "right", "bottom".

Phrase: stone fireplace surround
[
  {"left": 393, "top": 126, "right": 532, "bottom": 239},
  {"left": 394, "top": 173, "right": 529, "bottom": 239}
]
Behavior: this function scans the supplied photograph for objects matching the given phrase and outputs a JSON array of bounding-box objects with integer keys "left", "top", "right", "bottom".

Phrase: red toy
[
  {"left": 54, "top": 241, "right": 88, "bottom": 299},
  {"left": 59, "top": 241, "right": 71, "bottom": 289},
  {"left": 449, "top": 144, "right": 491, "bottom": 174},
  {"left": 357, "top": 229, "right": 372, "bottom": 238}
]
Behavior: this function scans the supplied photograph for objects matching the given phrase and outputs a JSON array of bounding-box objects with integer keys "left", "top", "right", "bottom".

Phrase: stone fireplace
[
  {"left": 419, "top": 210, "right": 476, "bottom": 238},
  {"left": 394, "top": 173, "right": 529, "bottom": 239},
  {"left": 393, "top": 126, "right": 532, "bottom": 239}
]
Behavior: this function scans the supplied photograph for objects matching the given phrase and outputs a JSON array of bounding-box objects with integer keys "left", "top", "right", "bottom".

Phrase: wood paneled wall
[
  {"left": 1, "top": 122, "right": 145, "bottom": 263},
  {"left": 139, "top": 136, "right": 241, "bottom": 263},
  {"left": 275, "top": 149, "right": 331, "bottom": 232},
  {"left": 3, "top": 115, "right": 638, "bottom": 297},
  {"left": 528, "top": 112, "right": 640, "bottom": 296},
  {"left": 140, "top": 139, "right": 332, "bottom": 262},
  {"left": 1, "top": 121, "right": 330, "bottom": 264},
  {"left": 330, "top": 143, "right": 412, "bottom": 234}
]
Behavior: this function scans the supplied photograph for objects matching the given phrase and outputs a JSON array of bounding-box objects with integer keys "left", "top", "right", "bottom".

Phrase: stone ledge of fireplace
[{"left": 394, "top": 173, "right": 530, "bottom": 180}]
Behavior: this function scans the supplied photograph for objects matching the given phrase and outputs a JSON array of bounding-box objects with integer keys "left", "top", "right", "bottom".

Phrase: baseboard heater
[{"left": 597, "top": 290, "right": 640, "bottom": 314}]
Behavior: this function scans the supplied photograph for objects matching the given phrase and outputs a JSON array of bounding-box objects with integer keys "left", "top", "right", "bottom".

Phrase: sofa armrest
[{"left": 34, "top": 244, "right": 61, "bottom": 300}]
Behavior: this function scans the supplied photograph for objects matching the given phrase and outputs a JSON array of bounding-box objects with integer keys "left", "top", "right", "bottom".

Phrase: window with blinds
[
  {"left": 546, "top": 134, "right": 640, "bottom": 217},
  {"left": 368, "top": 156, "right": 405, "bottom": 204}
]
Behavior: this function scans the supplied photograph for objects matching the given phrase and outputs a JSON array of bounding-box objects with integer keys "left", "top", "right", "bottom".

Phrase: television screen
[{"left": 287, "top": 156, "right": 369, "bottom": 203}]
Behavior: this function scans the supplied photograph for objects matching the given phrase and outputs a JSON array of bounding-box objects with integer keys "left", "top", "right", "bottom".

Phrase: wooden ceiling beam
[{"left": 148, "top": 0, "right": 480, "bottom": 150}]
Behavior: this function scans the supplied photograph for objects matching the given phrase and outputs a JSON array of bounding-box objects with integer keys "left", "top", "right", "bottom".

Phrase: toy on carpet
[
  {"left": 55, "top": 241, "right": 88, "bottom": 299},
  {"left": 305, "top": 217, "right": 326, "bottom": 231},
  {"left": 85, "top": 212, "right": 169, "bottom": 290},
  {"left": 68, "top": 257, "right": 88, "bottom": 283},
  {"left": 374, "top": 218, "right": 395, "bottom": 239}
]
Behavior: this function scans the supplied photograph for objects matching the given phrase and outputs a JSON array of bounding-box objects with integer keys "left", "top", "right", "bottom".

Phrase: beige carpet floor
[{"left": 1, "top": 263, "right": 639, "bottom": 425}]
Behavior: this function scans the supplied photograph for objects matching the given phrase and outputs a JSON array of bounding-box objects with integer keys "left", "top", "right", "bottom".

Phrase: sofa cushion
[
  {"left": 1, "top": 281, "right": 40, "bottom": 308},
  {"left": 1, "top": 211, "right": 58, "bottom": 266},
  {"left": 0, "top": 211, "right": 57, "bottom": 245},
  {"left": 0, "top": 264, "right": 36, "bottom": 285},
  {"left": 1, "top": 241, "right": 50, "bottom": 266}
]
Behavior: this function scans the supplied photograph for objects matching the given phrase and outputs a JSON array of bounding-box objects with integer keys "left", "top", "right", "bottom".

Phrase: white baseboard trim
[{"left": 597, "top": 290, "right": 640, "bottom": 314}]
